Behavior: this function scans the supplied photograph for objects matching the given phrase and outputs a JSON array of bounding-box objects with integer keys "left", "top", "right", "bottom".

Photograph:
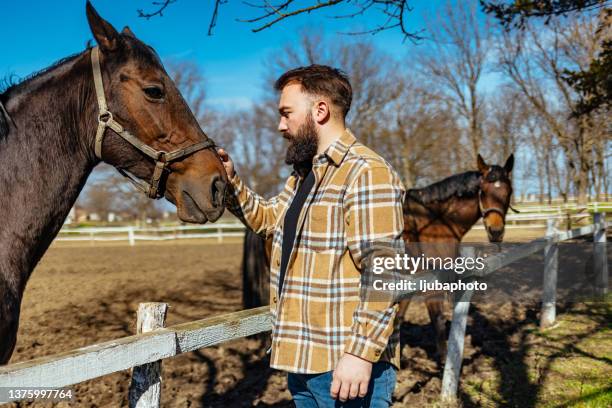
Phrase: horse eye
[{"left": 143, "top": 86, "right": 164, "bottom": 99}]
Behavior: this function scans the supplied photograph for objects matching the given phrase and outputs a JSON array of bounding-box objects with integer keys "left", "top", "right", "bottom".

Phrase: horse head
[
  {"left": 477, "top": 153, "right": 514, "bottom": 242},
  {"left": 85, "top": 2, "right": 227, "bottom": 223}
]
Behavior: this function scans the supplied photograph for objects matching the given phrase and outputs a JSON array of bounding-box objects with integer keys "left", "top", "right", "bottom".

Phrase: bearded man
[{"left": 218, "top": 65, "right": 405, "bottom": 407}]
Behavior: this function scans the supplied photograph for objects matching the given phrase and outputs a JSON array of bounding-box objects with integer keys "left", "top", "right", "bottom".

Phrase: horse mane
[
  {"left": 0, "top": 50, "right": 89, "bottom": 141},
  {"left": 407, "top": 171, "right": 482, "bottom": 205},
  {"left": 1, "top": 50, "right": 89, "bottom": 98}
]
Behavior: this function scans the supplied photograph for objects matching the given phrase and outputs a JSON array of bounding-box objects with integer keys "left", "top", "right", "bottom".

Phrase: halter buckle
[
  {"left": 156, "top": 151, "right": 168, "bottom": 163},
  {"left": 98, "top": 111, "right": 113, "bottom": 125}
]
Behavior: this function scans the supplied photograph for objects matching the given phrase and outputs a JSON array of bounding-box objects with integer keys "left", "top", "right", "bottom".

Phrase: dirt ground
[{"left": 4, "top": 228, "right": 611, "bottom": 407}]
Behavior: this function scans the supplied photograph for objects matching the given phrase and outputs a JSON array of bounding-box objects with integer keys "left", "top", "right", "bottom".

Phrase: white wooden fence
[
  {"left": 56, "top": 223, "right": 246, "bottom": 245},
  {"left": 0, "top": 215, "right": 607, "bottom": 406},
  {"left": 58, "top": 203, "right": 611, "bottom": 243}
]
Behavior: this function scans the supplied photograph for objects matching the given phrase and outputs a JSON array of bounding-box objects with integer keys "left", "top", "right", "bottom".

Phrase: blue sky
[
  {"left": 3, "top": 1, "right": 539, "bottom": 197},
  {"left": 0, "top": 0, "right": 445, "bottom": 109}
]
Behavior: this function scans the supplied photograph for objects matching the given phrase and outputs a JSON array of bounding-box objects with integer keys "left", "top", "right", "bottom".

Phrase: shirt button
[
  {"left": 273, "top": 296, "right": 277, "bottom": 303},
  {"left": 276, "top": 257, "right": 280, "bottom": 266},
  {"left": 374, "top": 350, "right": 381, "bottom": 356}
]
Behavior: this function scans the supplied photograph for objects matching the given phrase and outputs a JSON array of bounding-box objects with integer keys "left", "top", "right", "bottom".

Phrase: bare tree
[
  {"left": 482, "top": 0, "right": 609, "bottom": 28},
  {"left": 485, "top": 87, "right": 526, "bottom": 161},
  {"left": 415, "top": 1, "right": 492, "bottom": 165},
  {"left": 213, "top": 102, "right": 288, "bottom": 198},
  {"left": 137, "top": 0, "right": 424, "bottom": 40},
  {"left": 497, "top": 13, "right": 608, "bottom": 203},
  {"left": 83, "top": 173, "right": 118, "bottom": 221},
  {"left": 166, "top": 60, "right": 214, "bottom": 126},
  {"left": 380, "top": 77, "right": 462, "bottom": 187}
]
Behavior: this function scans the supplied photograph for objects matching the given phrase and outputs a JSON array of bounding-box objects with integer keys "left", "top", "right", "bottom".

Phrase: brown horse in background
[
  {"left": 241, "top": 154, "right": 515, "bottom": 363},
  {"left": 0, "top": 2, "right": 227, "bottom": 364},
  {"left": 399, "top": 153, "right": 514, "bottom": 362}
]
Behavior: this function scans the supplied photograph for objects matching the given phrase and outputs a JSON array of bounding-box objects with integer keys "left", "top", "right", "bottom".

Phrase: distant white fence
[
  {"left": 1, "top": 214, "right": 607, "bottom": 406},
  {"left": 56, "top": 223, "right": 246, "bottom": 245},
  {"left": 471, "top": 201, "right": 611, "bottom": 230},
  {"left": 58, "top": 203, "right": 611, "bottom": 243}
]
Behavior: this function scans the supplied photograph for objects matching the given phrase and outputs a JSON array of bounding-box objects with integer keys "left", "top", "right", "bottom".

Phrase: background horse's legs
[
  {"left": 425, "top": 293, "right": 448, "bottom": 365},
  {"left": 397, "top": 299, "right": 411, "bottom": 321}
]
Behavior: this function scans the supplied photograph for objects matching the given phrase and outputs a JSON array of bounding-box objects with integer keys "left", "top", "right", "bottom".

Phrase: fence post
[
  {"left": 594, "top": 213, "right": 608, "bottom": 297},
  {"left": 540, "top": 219, "right": 558, "bottom": 329},
  {"left": 441, "top": 246, "right": 475, "bottom": 401},
  {"left": 128, "top": 303, "right": 168, "bottom": 408},
  {"left": 128, "top": 226, "right": 136, "bottom": 247}
]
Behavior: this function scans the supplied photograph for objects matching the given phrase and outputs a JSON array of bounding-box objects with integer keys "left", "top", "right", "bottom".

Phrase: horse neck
[
  {"left": 446, "top": 194, "right": 482, "bottom": 239},
  {"left": 0, "top": 51, "right": 97, "bottom": 293},
  {"left": 405, "top": 194, "right": 481, "bottom": 242}
]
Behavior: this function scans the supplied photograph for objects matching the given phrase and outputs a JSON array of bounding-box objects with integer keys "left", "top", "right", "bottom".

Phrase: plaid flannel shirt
[{"left": 227, "top": 129, "right": 405, "bottom": 373}]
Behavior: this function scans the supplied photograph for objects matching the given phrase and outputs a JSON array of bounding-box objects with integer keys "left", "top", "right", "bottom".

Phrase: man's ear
[{"left": 313, "top": 100, "right": 330, "bottom": 124}]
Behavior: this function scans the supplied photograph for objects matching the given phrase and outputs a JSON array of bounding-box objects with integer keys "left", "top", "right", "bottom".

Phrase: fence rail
[
  {"left": 0, "top": 307, "right": 273, "bottom": 389},
  {"left": 56, "top": 206, "right": 610, "bottom": 243},
  {"left": 1, "top": 215, "right": 608, "bottom": 406},
  {"left": 56, "top": 223, "right": 246, "bottom": 245}
]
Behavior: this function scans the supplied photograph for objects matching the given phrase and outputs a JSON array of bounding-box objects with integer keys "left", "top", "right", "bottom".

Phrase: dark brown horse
[
  {"left": 0, "top": 2, "right": 227, "bottom": 364},
  {"left": 241, "top": 154, "right": 514, "bottom": 362},
  {"left": 399, "top": 153, "right": 514, "bottom": 362}
]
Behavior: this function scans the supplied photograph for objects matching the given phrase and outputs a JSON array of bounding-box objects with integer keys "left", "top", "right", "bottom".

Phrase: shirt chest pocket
[{"left": 304, "top": 203, "right": 345, "bottom": 252}]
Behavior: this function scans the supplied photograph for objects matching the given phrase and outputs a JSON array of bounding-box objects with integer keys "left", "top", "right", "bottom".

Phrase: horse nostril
[{"left": 211, "top": 176, "right": 226, "bottom": 207}]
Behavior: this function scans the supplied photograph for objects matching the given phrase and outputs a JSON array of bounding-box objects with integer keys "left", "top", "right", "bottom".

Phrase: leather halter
[{"left": 90, "top": 46, "right": 217, "bottom": 199}]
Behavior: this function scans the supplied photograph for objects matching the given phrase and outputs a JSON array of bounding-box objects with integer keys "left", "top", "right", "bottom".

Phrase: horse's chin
[{"left": 486, "top": 229, "right": 505, "bottom": 243}]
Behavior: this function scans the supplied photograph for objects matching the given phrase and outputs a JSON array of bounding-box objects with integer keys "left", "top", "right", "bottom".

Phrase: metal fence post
[
  {"left": 540, "top": 219, "right": 558, "bottom": 329},
  {"left": 128, "top": 303, "right": 168, "bottom": 408},
  {"left": 441, "top": 246, "right": 475, "bottom": 401},
  {"left": 594, "top": 213, "right": 608, "bottom": 297}
]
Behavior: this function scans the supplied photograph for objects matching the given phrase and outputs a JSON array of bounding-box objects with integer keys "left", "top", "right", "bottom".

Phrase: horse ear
[
  {"left": 477, "top": 154, "right": 488, "bottom": 173},
  {"left": 121, "top": 26, "right": 136, "bottom": 38},
  {"left": 504, "top": 154, "right": 514, "bottom": 174},
  {"left": 86, "top": 1, "right": 122, "bottom": 52}
]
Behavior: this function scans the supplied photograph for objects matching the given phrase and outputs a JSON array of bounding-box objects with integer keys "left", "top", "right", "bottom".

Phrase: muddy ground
[{"left": 4, "top": 228, "right": 611, "bottom": 407}]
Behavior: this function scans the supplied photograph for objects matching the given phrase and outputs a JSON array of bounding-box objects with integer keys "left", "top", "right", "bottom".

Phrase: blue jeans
[{"left": 287, "top": 361, "right": 396, "bottom": 408}]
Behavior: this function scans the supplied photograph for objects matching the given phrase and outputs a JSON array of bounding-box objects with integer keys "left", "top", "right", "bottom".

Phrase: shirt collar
[{"left": 318, "top": 128, "right": 356, "bottom": 167}]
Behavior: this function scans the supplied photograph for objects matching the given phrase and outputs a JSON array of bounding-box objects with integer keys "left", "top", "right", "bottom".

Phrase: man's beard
[{"left": 284, "top": 113, "right": 318, "bottom": 177}]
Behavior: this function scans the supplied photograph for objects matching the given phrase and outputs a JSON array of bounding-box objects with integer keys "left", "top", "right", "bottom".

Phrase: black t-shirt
[{"left": 278, "top": 169, "right": 316, "bottom": 295}]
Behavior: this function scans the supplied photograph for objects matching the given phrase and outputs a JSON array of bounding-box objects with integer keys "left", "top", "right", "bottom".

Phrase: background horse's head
[
  {"left": 477, "top": 153, "right": 514, "bottom": 242},
  {"left": 86, "top": 2, "right": 226, "bottom": 223}
]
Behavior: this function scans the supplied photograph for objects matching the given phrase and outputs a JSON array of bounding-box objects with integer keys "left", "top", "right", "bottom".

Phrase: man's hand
[
  {"left": 216, "top": 147, "right": 235, "bottom": 178},
  {"left": 330, "top": 353, "right": 373, "bottom": 402}
]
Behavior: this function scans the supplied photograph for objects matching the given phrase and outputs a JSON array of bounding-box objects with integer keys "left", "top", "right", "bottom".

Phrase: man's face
[{"left": 278, "top": 83, "right": 318, "bottom": 169}]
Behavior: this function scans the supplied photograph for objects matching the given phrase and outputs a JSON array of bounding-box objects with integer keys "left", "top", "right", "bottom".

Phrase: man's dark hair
[{"left": 274, "top": 65, "right": 353, "bottom": 119}]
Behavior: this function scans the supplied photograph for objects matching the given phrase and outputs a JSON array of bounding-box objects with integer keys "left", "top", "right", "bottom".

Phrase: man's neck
[{"left": 316, "top": 123, "right": 346, "bottom": 155}]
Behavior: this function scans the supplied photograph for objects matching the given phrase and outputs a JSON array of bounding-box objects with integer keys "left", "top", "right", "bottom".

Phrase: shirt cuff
[
  {"left": 229, "top": 171, "right": 242, "bottom": 188},
  {"left": 344, "top": 333, "right": 386, "bottom": 363}
]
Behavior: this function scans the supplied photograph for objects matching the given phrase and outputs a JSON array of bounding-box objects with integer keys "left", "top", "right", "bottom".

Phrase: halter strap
[
  {"left": 478, "top": 190, "right": 507, "bottom": 218},
  {"left": 90, "top": 46, "right": 217, "bottom": 198}
]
